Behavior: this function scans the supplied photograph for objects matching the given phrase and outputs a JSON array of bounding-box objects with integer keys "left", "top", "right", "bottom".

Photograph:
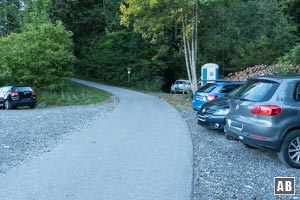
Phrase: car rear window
[
  {"left": 197, "top": 83, "right": 217, "bottom": 93},
  {"left": 12, "top": 87, "right": 33, "bottom": 92},
  {"left": 176, "top": 81, "right": 185, "bottom": 84},
  {"left": 175, "top": 81, "right": 189, "bottom": 85},
  {"left": 234, "top": 80, "right": 279, "bottom": 102}
]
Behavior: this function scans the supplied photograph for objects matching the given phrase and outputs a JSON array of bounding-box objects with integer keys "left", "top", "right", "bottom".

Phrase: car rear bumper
[
  {"left": 11, "top": 99, "right": 36, "bottom": 107},
  {"left": 197, "top": 114, "right": 225, "bottom": 130},
  {"left": 224, "top": 124, "right": 281, "bottom": 150}
]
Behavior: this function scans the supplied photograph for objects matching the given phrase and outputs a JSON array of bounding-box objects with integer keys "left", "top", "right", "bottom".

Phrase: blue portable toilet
[{"left": 201, "top": 63, "right": 219, "bottom": 86}]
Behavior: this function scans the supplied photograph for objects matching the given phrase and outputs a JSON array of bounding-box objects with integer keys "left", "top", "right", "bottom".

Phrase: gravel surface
[
  {"left": 177, "top": 105, "right": 300, "bottom": 200},
  {"left": 0, "top": 96, "right": 118, "bottom": 173}
]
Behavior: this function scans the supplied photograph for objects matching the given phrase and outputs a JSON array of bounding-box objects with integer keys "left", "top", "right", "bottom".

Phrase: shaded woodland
[{"left": 0, "top": 0, "right": 299, "bottom": 91}]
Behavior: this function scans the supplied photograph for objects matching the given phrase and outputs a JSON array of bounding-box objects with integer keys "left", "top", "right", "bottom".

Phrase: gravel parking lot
[
  {"left": 0, "top": 96, "right": 118, "bottom": 173},
  {"left": 178, "top": 105, "right": 300, "bottom": 200}
]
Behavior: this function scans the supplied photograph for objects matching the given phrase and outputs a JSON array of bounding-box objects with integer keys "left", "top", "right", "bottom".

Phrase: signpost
[{"left": 127, "top": 67, "right": 131, "bottom": 86}]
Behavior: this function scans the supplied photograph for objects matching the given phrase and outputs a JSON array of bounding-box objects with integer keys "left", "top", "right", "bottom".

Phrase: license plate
[
  {"left": 22, "top": 98, "right": 31, "bottom": 102},
  {"left": 227, "top": 119, "right": 243, "bottom": 131}
]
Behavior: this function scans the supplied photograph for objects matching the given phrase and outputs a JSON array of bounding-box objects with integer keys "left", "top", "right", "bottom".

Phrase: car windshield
[
  {"left": 197, "top": 83, "right": 217, "bottom": 93},
  {"left": 234, "top": 79, "right": 279, "bottom": 102}
]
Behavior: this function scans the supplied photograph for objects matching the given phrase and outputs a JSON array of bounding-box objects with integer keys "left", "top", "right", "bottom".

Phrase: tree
[
  {"left": 181, "top": 0, "right": 199, "bottom": 93},
  {"left": 78, "top": 29, "right": 166, "bottom": 90},
  {"left": 21, "top": 0, "right": 51, "bottom": 26},
  {"left": 0, "top": 22, "right": 75, "bottom": 90},
  {"left": 120, "top": 0, "right": 219, "bottom": 93},
  {"left": 50, "top": 0, "right": 111, "bottom": 50},
  {"left": 195, "top": 0, "right": 297, "bottom": 73},
  {"left": 281, "top": 0, "right": 300, "bottom": 34},
  {"left": 0, "top": 0, "right": 22, "bottom": 36}
]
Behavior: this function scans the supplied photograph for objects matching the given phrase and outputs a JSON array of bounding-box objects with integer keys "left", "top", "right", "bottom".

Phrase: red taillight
[
  {"left": 250, "top": 134, "right": 267, "bottom": 140},
  {"left": 10, "top": 92, "right": 19, "bottom": 97},
  {"left": 251, "top": 105, "right": 281, "bottom": 116},
  {"left": 32, "top": 91, "right": 36, "bottom": 96},
  {"left": 207, "top": 94, "right": 217, "bottom": 101}
]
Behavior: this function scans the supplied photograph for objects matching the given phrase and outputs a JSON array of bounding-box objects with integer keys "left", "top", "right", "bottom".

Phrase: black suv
[
  {"left": 224, "top": 76, "right": 300, "bottom": 168},
  {"left": 0, "top": 86, "right": 37, "bottom": 109}
]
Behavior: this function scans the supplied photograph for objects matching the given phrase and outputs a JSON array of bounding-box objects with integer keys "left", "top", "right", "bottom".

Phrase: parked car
[
  {"left": 170, "top": 80, "right": 191, "bottom": 93},
  {"left": 192, "top": 81, "right": 245, "bottom": 111},
  {"left": 224, "top": 75, "right": 300, "bottom": 168},
  {"left": 197, "top": 86, "right": 244, "bottom": 130},
  {"left": 0, "top": 86, "right": 37, "bottom": 109}
]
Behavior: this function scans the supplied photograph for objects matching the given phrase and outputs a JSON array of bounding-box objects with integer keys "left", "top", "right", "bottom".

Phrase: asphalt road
[{"left": 0, "top": 79, "right": 193, "bottom": 200}]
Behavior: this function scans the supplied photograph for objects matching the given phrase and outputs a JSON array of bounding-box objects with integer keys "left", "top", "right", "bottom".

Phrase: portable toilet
[{"left": 201, "top": 63, "right": 219, "bottom": 86}]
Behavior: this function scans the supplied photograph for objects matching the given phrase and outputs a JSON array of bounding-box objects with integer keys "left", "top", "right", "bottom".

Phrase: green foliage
[
  {"left": 37, "top": 79, "right": 111, "bottom": 107},
  {"left": 50, "top": 0, "right": 122, "bottom": 53},
  {"left": 119, "top": 0, "right": 298, "bottom": 77},
  {"left": 47, "top": 0, "right": 300, "bottom": 91},
  {"left": 198, "top": 0, "right": 297, "bottom": 73},
  {"left": 280, "top": 0, "right": 300, "bottom": 34},
  {"left": 0, "top": 22, "right": 75, "bottom": 91},
  {"left": 275, "top": 44, "right": 300, "bottom": 74},
  {"left": 77, "top": 29, "right": 167, "bottom": 90},
  {"left": 21, "top": 0, "right": 51, "bottom": 27},
  {"left": 0, "top": 0, "right": 22, "bottom": 35}
]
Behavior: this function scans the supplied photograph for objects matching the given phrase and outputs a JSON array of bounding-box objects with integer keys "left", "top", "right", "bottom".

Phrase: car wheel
[
  {"left": 30, "top": 104, "right": 36, "bottom": 109},
  {"left": 4, "top": 101, "right": 12, "bottom": 110},
  {"left": 278, "top": 130, "right": 300, "bottom": 169}
]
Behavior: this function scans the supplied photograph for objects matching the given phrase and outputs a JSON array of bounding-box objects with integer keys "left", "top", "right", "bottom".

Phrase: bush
[
  {"left": 0, "top": 21, "right": 75, "bottom": 91},
  {"left": 274, "top": 44, "right": 300, "bottom": 75}
]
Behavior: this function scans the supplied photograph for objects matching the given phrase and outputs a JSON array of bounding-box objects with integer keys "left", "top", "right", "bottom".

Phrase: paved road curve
[{"left": 0, "top": 79, "right": 193, "bottom": 200}]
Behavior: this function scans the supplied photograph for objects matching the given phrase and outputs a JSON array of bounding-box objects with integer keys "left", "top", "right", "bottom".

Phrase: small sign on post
[{"left": 127, "top": 67, "right": 131, "bottom": 86}]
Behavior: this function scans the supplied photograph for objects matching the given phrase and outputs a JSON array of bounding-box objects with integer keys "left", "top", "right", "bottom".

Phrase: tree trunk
[{"left": 182, "top": 0, "right": 199, "bottom": 94}]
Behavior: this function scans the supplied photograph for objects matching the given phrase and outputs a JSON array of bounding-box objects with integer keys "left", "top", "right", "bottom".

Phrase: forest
[{"left": 0, "top": 0, "right": 299, "bottom": 92}]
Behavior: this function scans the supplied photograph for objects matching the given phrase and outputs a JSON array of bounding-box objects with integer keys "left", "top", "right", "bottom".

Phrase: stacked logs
[{"left": 225, "top": 65, "right": 300, "bottom": 81}]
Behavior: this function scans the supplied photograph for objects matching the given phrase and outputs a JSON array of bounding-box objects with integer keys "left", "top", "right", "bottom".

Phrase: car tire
[
  {"left": 4, "top": 101, "right": 12, "bottom": 110},
  {"left": 278, "top": 130, "right": 300, "bottom": 169},
  {"left": 30, "top": 104, "right": 36, "bottom": 109}
]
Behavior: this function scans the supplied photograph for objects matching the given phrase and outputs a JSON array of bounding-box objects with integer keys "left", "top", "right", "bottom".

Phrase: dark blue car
[
  {"left": 197, "top": 86, "right": 244, "bottom": 130},
  {"left": 192, "top": 81, "right": 244, "bottom": 111}
]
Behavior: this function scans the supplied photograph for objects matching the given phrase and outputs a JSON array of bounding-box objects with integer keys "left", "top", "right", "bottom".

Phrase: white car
[{"left": 170, "top": 80, "right": 191, "bottom": 93}]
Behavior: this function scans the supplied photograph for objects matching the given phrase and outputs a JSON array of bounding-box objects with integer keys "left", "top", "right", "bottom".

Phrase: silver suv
[
  {"left": 224, "top": 76, "right": 300, "bottom": 168},
  {"left": 170, "top": 80, "right": 191, "bottom": 93}
]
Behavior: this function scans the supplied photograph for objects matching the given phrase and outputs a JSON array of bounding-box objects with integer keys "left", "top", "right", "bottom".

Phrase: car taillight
[
  {"left": 32, "top": 91, "right": 36, "bottom": 96},
  {"left": 10, "top": 92, "right": 19, "bottom": 97},
  {"left": 250, "top": 134, "right": 267, "bottom": 140},
  {"left": 251, "top": 105, "right": 281, "bottom": 116},
  {"left": 207, "top": 94, "right": 217, "bottom": 101}
]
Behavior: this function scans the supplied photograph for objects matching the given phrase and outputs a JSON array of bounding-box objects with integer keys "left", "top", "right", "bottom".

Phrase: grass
[
  {"left": 36, "top": 80, "right": 111, "bottom": 108},
  {"left": 151, "top": 92, "right": 193, "bottom": 107}
]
